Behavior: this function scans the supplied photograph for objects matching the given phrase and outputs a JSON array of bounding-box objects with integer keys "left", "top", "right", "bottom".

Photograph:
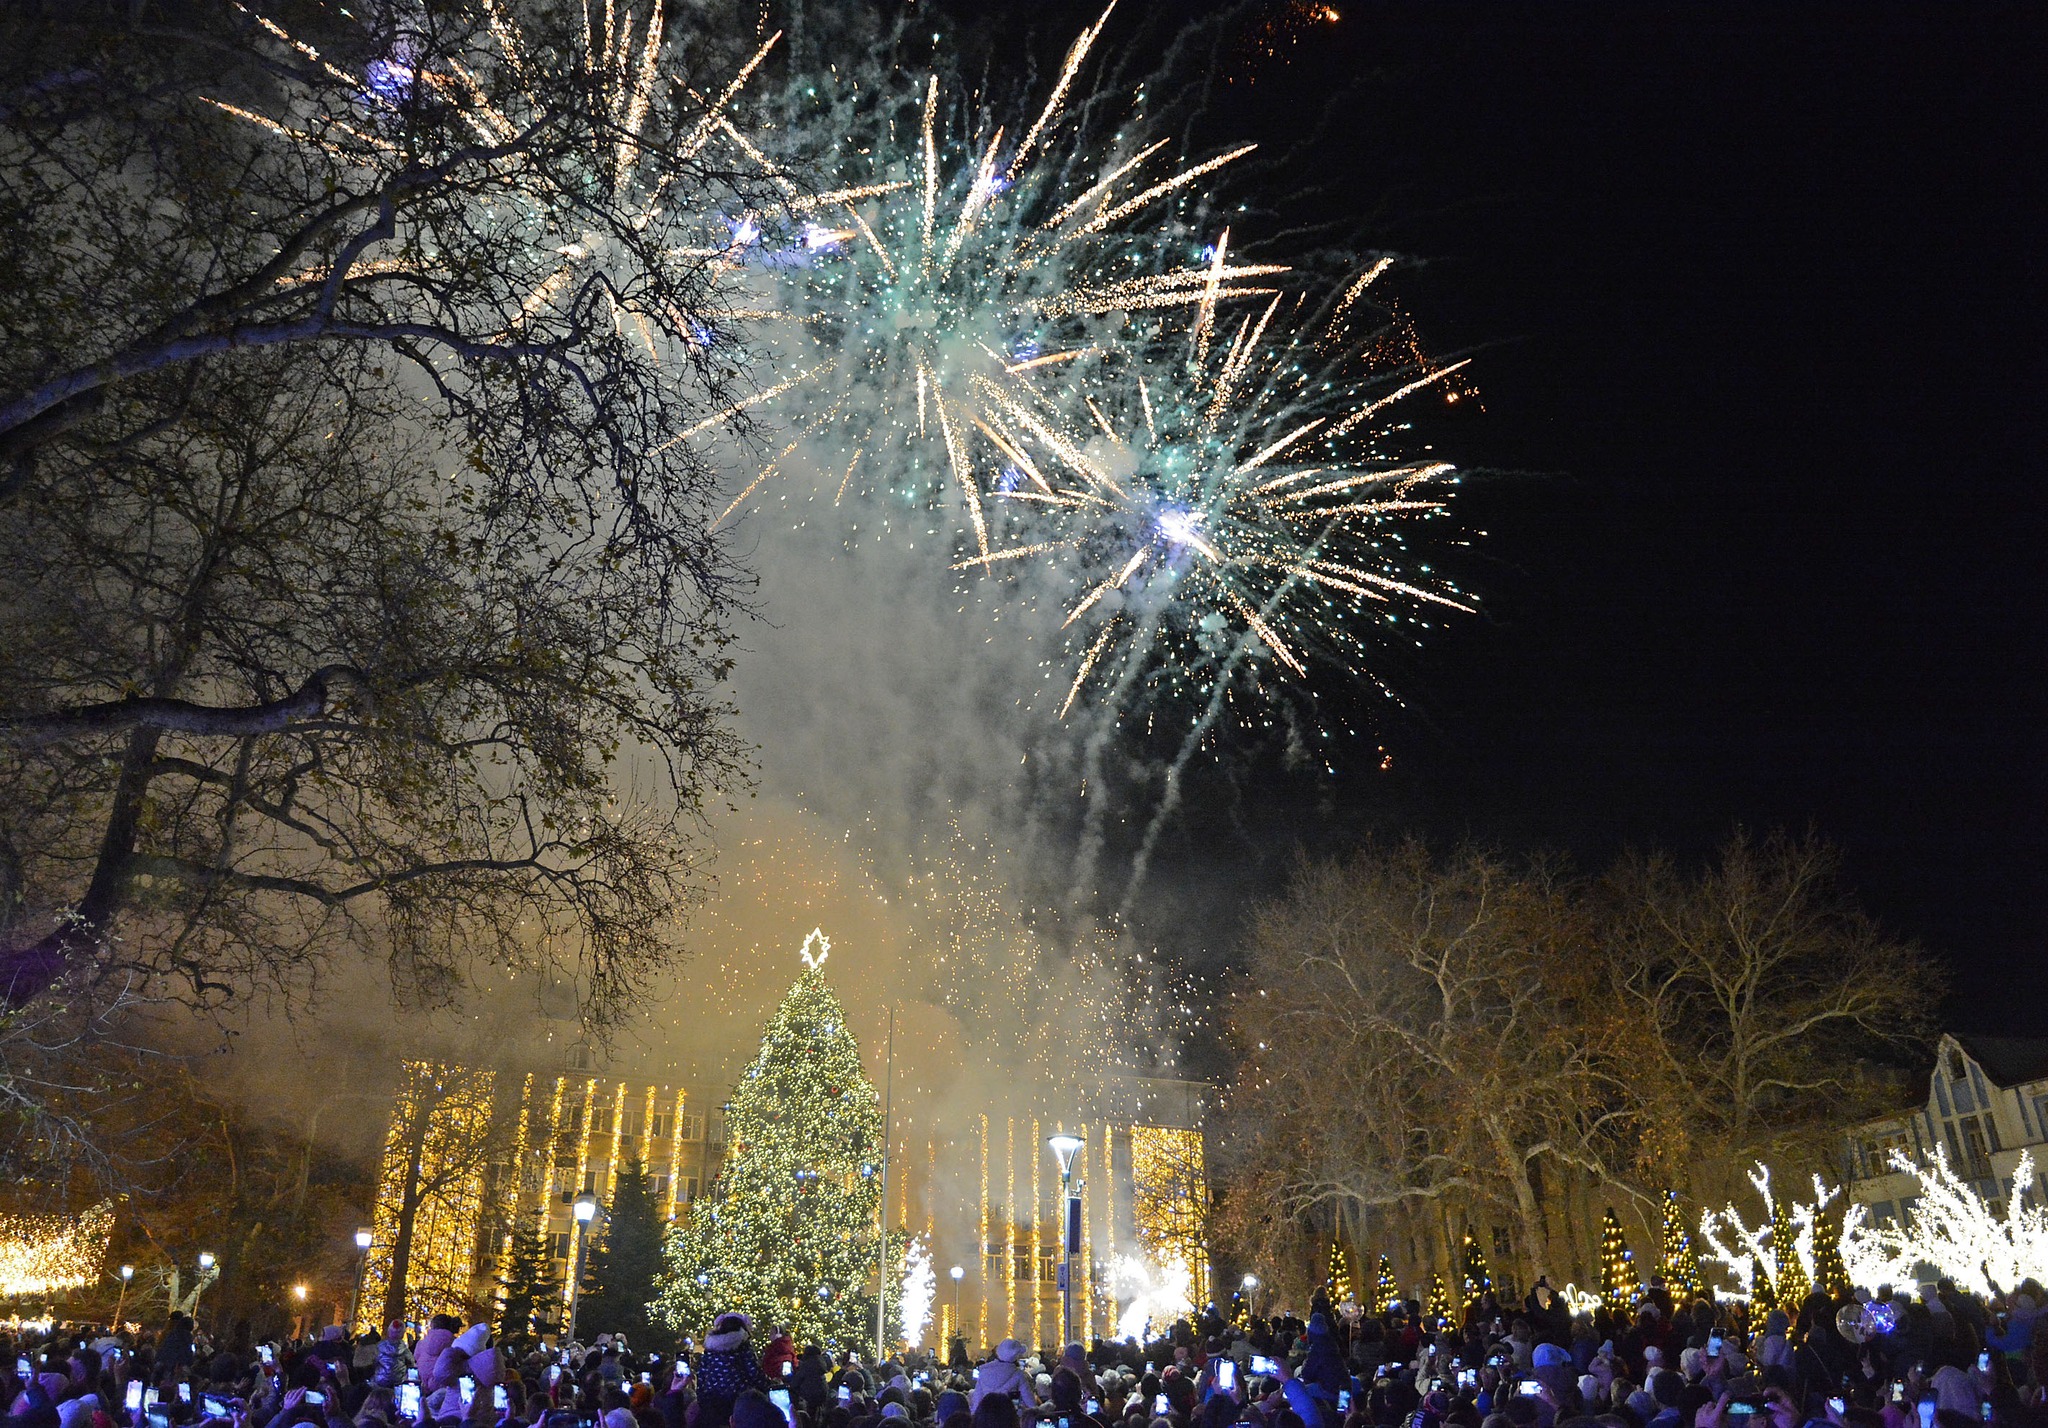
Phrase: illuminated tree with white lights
[{"left": 654, "top": 932, "right": 887, "bottom": 1348}]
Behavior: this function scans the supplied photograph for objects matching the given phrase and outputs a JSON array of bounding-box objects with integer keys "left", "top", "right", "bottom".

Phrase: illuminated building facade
[{"left": 362, "top": 1045, "right": 1208, "bottom": 1349}]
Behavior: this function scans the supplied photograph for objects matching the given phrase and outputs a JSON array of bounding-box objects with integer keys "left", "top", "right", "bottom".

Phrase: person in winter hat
[
  {"left": 969, "top": 1341, "right": 1036, "bottom": 1412},
  {"left": 418, "top": 1317, "right": 461, "bottom": 1395},
  {"left": 372, "top": 1325, "right": 410, "bottom": 1390},
  {"left": 757, "top": 1331, "right": 797, "bottom": 1386},
  {"left": 695, "top": 1314, "right": 765, "bottom": 1428}
]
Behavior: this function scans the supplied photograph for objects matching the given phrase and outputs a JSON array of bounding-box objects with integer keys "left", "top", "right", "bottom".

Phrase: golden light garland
[{"left": 0, "top": 1202, "right": 114, "bottom": 1299}]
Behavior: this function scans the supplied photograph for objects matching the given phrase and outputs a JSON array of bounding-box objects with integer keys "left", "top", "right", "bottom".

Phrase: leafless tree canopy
[
  {"left": 1215, "top": 832, "right": 1940, "bottom": 1295},
  {"left": 0, "top": 0, "right": 779, "bottom": 1040}
]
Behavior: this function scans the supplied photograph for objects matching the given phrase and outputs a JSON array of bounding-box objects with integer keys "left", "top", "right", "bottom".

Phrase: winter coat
[
  {"left": 694, "top": 1327, "right": 763, "bottom": 1425},
  {"left": 416, "top": 1330, "right": 456, "bottom": 1395},
  {"left": 757, "top": 1338, "right": 797, "bottom": 1384},
  {"left": 789, "top": 1352, "right": 828, "bottom": 1411},
  {"left": 372, "top": 1338, "right": 409, "bottom": 1390},
  {"left": 970, "top": 1346, "right": 1037, "bottom": 1412}
]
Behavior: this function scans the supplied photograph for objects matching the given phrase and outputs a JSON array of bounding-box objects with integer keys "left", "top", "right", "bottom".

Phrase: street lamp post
[
  {"left": 192, "top": 1252, "right": 217, "bottom": 1321},
  {"left": 1047, "top": 1134, "right": 1083, "bottom": 1352},
  {"left": 113, "top": 1265, "right": 133, "bottom": 1331},
  {"left": 292, "top": 1284, "right": 308, "bottom": 1339},
  {"left": 567, "top": 1192, "right": 600, "bottom": 1345},
  {"left": 349, "top": 1227, "right": 373, "bottom": 1333},
  {"left": 948, "top": 1266, "right": 963, "bottom": 1347},
  {"left": 1241, "top": 1273, "right": 1260, "bottom": 1320}
]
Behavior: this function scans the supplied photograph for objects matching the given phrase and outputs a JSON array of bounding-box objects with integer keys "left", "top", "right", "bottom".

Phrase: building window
[
  {"left": 1948, "top": 1046, "right": 1968, "bottom": 1082},
  {"left": 621, "top": 1107, "right": 643, "bottom": 1139},
  {"left": 649, "top": 1110, "right": 671, "bottom": 1140},
  {"left": 1493, "top": 1227, "right": 1512, "bottom": 1259},
  {"left": 680, "top": 1114, "right": 706, "bottom": 1142},
  {"left": 1949, "top": 1114, "right": 1996, "bottom": 1177},
  {"left": 651, "top": 1174, "right": 670, "bottom": 1198},
  {"left": 591, "top": 1105, "right": 614, "bottom": 1137},
  {"left": 1868, "top": 1201, "right": 1895, "bottom": 1226}
]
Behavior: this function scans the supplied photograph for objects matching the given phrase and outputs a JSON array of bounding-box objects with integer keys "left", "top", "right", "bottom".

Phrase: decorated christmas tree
[
  {"left": 655, "top": 931, "right": 886, "bottom": 1348},
  {"left": 1749, "top": 1253, "right": 1776, "bottom": 1312},
  {"left": 1657, "top": 1190, "right": 1704, "bottom": 1301},
  {"left": 1809, "top": 1204, "right": 1849, "bottom": 1298},
  {"left": 1461, "top": 1231, "right": 1492, "bottom": 1298},
  {"left": 1599, "top": 1209, "right": 1633, "bottom": 1309},
  {"left": 1326, "top": 1240, "right": 1355, "bottom": 1302},
  {"left": 1376, "top": 1254, "right": 1398, "bottom": 1308},
  {"left": 1770, "top": 1194, "right": 1811, "bottom": 1307},
  {"left": 1424, "top": 1272, "right": 1451, "bottom": 1328}
]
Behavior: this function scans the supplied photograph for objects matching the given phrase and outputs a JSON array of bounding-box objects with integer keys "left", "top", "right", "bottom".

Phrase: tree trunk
[{"left": 1485, "top": 1115, "right": 1545, "bottom": 1289}]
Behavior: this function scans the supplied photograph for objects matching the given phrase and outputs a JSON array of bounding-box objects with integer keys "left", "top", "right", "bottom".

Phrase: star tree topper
[{"left": 800, "top": 928, "right": 831, "bottom": 970}]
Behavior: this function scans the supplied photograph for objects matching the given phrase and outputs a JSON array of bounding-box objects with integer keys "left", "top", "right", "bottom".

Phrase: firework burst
[
  {"left": 704, "top": 2, "right": 1283, "bottom": 554},
  {"left": 957, "top": 259, "right": 1474, "bottom": 732}
]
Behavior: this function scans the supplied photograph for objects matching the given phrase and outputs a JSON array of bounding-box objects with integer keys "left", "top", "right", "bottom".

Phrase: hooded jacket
[{"left": 970, "top": 1343, "right": 1037, "bottom": 1411}]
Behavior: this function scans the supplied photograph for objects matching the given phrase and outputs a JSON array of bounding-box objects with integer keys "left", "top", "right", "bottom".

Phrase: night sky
[{"left": 977, "top": 2, "right": 2048, "bottom": 1027}]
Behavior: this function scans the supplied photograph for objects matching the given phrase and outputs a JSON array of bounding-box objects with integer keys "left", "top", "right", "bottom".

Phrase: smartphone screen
[
  {"left": 459, "top": 1379, "right": 475, "bottom": 1408},
  {"left": 548, "top": 1366, "right": 562, "bottom": 1386},
  {"left": 177, "top": 1384, "right": 192, "bottom": 1404},
  {"left": 399, "top": 1385, "right": 422, "bottom": 1417},
  {"left": 1893, "top": 1385, "right": 1907, "bottom": 1404},
  {"left": 1918, "top": 1404, "right": 1937, "bottom": 1428},
  {"left": 260, "top": 1346, "right": 275, "bottom": 1366},
  {"left": 769, "top": 1388, "right": 797, "bottom": 1428},
  {"left": 1458, "top": 1371, "right": 1476, "bottom": 1389},
  {"left": 146, "top": 1412, "right": 172, "bottom": 1428},
  {"left": 677, "top": 1364, "right": 690, "bottom": 1382},
  {"left": 495, "top": 1386, "right": 509, "bottom": 1409},
  {"left": 640, "top": 1374, "right": 651, "bottom": 1386},
  {"left": 1980, "top": 1352, "right": 1992, "bottom": 1372},
  {"left": 305, "top": 1391, "right": 326, "bottom": 1407},
  {"left": 1517, "top": 1381, "right": 1543, "bottom": 1398},
  {"left": 126, "top": 1383, "right": 145, "bottom": 1411},
  {"left": 783, "top": 1363, "right": 794, "bottom": 1379},
  {"left": 1249, "top": 1356, "right": 1278, "bottom": 1377},
  {"left": 1829, "top": 1401, "right": 1846, "bottom": 1417},
  {"left": 1215, "top": 1361, "right": 1236, "bottom": 1392},
  {"left": 1982, "top": 1404, "right": 1995, "bottom": 1423},
  {"left": 1339, "top": 1391, "right": 1353, "bottom": 1412},
  {"left": 1708, "top": 1335, "right": 1723, "bottom": 1356},
  {"left": 204, "top": 1396, "right": 230, "bottom": 1417},
  {"left": 1088, "top": 1402, "right": 1101, "bottom": 1415},
  {"left": 1728, "top": 1405, "right": 1760, "bottom": 1418},
  {"left": 1154, "top": 1396, "right": 1171, "bottom": 1416},
  {"left": 15, "top": 1358, "right": 29, "bottom": 1377},
  {"left": 838, "top": 1386, "right": 852, "bottom": 1404}
]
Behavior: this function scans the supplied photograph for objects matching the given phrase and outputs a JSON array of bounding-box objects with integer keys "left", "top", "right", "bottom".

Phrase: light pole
[
  {"left": 948, "top": 1266, "right": 963, "bottom": 1346},
  {"left": 192, "top": 1252, "right": 217, "bottom": 1322},
  {"left": 292, "top": 1284, "right": 308, "bottom": 1338},
  {"left": 1241, "top": 1273, "right": 1260, "bottom": 1320},
  {"left": 349, "top": 1227, "right": 373, "bottom": 1333},
  {"left": 113, "top": 1265, "right": 133, "bottom": 1331},
  {"left": 1047, "top": 1134, "right": 1083, "bottom": 1351},
  {"left": 567, "top": 1191, "right": 600, "bottom": 1345}
]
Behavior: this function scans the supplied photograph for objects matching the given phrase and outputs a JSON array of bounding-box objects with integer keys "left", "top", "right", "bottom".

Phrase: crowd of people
[{"left": 7, "top": 1273, "right": 2048, "bottom": 1428}]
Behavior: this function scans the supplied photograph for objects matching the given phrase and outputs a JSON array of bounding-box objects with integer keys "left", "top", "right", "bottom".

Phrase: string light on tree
[
  {"left": 1424, "top": 1272, "right": 1450, "bottom": 1329},
  {"left": 653, "top": 932, "right": 891, "bottom": 1348},
  {"left": 1326, "top": 1240, "right": 1354, "bottom": 1302},
  {"left": 1376, "top": 1254, "right": 1398, "bottom": 1309},
  {"left": 1461, "top": 1231, "right": 1492, "bottom": 1298},
  {"left": 0, "top": 1202, "right": 115, "bottom": 1298},
  {"left": 1770, "top": 1190, "right": 1811, "bottom": 1308},
  {"left": 1841, "top": 1147, "right": 2048, "bottom": 1297},
  {"left": 1598, "top": 1209, "right": 1633, "bottom": 1310},
  {"left": 1658, "top": 1190, "right": 1704, "bottom": 1301}
]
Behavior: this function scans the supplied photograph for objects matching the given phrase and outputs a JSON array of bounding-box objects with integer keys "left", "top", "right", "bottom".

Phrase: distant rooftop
[{"left": 1953, "top": 1034, "right": 2048, "bottom": 1087}]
